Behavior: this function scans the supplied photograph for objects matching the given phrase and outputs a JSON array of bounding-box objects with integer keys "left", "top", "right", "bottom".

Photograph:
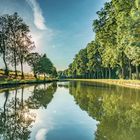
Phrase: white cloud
[
  {"left": 35, "top": 128, "right": 48, "bottom": 140},
  {"left": 26, "top": 0, "right": 47, "bottom": 30}
]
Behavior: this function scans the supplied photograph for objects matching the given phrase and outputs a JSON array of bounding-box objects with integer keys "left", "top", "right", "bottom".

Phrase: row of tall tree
[
  {"left": 61, "top": 0, "right": 140, "bottom": 79},
  {"left": 0, "top": 13, "right": 57, "bottom": 79}
]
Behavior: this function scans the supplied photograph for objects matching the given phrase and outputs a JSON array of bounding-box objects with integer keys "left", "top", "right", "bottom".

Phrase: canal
[{"left": 0, "top": 81, "right": 140, "bottom": 140}]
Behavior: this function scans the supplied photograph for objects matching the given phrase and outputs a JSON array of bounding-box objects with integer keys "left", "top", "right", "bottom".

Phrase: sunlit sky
[{"left": 0, "top": 0, "right": 108, "bottom": 71}]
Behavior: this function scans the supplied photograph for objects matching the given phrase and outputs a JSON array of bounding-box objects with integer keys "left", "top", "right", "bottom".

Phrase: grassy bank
[
  {"left": 65, "top": 79, "right": 140, "bottom": 89},
  {"left": 0, "top": 79, "right": 58, "bottom": 89},
  {"left": 0, "top": 69, "right": 58, "bottom": 88}
]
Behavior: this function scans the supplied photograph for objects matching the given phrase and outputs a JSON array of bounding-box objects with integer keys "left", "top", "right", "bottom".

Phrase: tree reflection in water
[
  {"left": 26, "top": 83, "right": 57, "bottom": 109},
  {"left": 69, "top": 81, "right": 140, "bottom": 140},
  {"left": 1, "top": 81, "right": 139, "bottom": 140},
  {"left": 0, "top": 83, "right": 57, "bottom": 140}
]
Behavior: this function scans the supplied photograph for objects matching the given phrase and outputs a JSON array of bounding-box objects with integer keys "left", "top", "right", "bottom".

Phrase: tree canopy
[
  {"left": 62, "top": 0, "right": 140, "bottom": 80},
  {"left": 0, "top": 13, "right": 57, "bottom": 79}
]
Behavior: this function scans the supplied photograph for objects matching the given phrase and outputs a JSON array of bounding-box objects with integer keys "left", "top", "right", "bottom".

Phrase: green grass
[
  {"left": 0, "top": 78, "right": 58, "bottom": 88},
  {"left": 0, "top": 69, "right": 57, "bottom": 87},
  {"left": 65, "top": 79, "right": 140, "bottom": 89}
]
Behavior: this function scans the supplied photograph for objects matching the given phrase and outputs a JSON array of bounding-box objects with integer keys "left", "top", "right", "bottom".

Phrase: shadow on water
[
  {"left": 68, "top": 81, "right": 140, "bottom": 140},
  {"left": 0, "top": 83, "right": 57, "bottom": 140}
]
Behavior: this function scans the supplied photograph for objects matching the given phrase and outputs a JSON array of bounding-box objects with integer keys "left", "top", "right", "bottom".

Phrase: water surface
[{"left": 0, "top": 81, "right": 140, "bottom": 140}]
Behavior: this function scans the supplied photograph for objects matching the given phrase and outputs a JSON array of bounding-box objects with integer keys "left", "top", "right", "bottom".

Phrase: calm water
[{"left": 0, "top": 81, "right": 140, "bottom": 140}]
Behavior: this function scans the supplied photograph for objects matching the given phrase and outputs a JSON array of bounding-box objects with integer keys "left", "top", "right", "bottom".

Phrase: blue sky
[{"left": 0, "top": 0, "right": 108, "bottom": 71}]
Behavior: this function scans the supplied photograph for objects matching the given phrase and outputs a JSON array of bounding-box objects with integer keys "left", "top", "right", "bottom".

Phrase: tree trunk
[
  {"left": 3, "top": 53, "right": 9, "bottom": 76},
  {"left": 108, "top": 67, "right": 111, "bottom": 79},
  {"left": 96, "top": 71, "right": 98, "bottom": 79},
  {"left": 88, "top": 73, "right": 91, "bottom": 79},
  {"left": 14, "top": 51, "right": 17, "bottom": 78},
  {"left": 44, "top": 74, "right": 46, "bottom": 81},
  {"left": 33, "top": 65, "right": 37, "bottom": 79},
  {"left": 34, "top": 72, "right": 37, "bottom": 79},
  {"left": 1, "top": 36, "right": 9, "bottom": 76},
  {"left": 105, "top": 68, "right": 108, "bottom": 79},
  {"left": 20, "top": 60, "right": 24, "bottom": 79},
  {"left": 129, "top": 60, "right": 132, "bottom": 79},
  {"left": 101, "top": 69, "right": 104, "bottom": 79},
  {"left": 121, "top": 52, "right": 125, "bottom": 79},
  {"left": 92, "top": 72, "right": 94, "bottom": 79},
  {"left": 136, "top": 65, "right": 139, "bottom": 79},
  {"left": 121, "top": 66, "right": 125, "bottom": 79}
]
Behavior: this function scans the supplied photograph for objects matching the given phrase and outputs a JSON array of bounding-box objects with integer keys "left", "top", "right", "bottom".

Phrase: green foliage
[
  {"left": 26, "top": 52, "right": 41, "bottom": 78},
  {"left": 75, "top": 48, "right": 88, "bottom": 76},
  {"left": 63, "top": 0, "right": 140, "bottom": 80},
  {"left": 0, "top": 13, "right": 34, "bottom": 77},
  {"left": 26, "top": 53, "right": 57, "bottom": 79},
  {"left": 0, "top": 13, "right": 57, "bottom": 79},
  {"left": 37, "top": 54, "right": 56, "bottom": 78}
]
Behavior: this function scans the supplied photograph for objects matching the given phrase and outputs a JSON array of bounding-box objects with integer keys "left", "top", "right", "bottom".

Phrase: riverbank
[
  {"left": 0, "top": 79, "right": 58, "bottom": 89},
  {"left": 64, "top": 79, "right": 140, "bottom": 89}
]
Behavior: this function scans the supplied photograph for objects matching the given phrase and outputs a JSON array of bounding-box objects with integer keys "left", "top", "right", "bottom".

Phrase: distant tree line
[
  {"left": 0, "top": 13, "right": 57, "bottom": 79},
  {"left": 60, "top": 0, "right": 140, "bottom": 79}
]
